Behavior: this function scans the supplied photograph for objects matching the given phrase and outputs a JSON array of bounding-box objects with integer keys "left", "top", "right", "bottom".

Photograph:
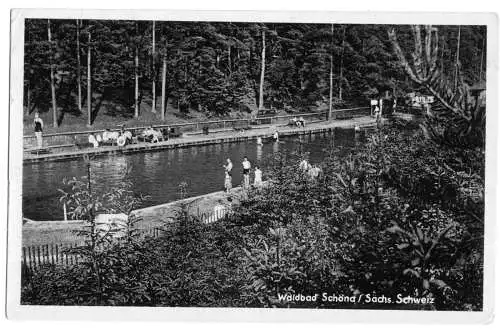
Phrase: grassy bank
[{"left": 24, "top": 98, "right": 288, "bottom": 136}]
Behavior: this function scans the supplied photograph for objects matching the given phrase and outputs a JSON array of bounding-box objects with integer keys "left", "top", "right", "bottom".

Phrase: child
[
  {"left": 224, "top": 170, "right": 232, "bottom": 193},
  {"left": 253, "top": 166, "right": 263, "bottom": 187}
]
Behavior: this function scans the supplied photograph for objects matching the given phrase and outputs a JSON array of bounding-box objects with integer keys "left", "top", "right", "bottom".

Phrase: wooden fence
[
  {"left": 21, "top": 207, "right": 232, "bottom": 276},
  {"left": 23, "top": 107, "right": 370, "bottom": 150},
  {"left": 21, "top": 226, "right": 162, "bottom": 277}
]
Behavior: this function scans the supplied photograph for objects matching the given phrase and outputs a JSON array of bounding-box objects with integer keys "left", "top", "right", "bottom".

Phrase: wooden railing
[{"left": 23, "top": 107, "right": 370, "bottom": 150}]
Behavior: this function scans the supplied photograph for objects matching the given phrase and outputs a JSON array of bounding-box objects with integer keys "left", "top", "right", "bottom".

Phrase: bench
[
  {"left": 233, "top": 125, "right": 252, "bottom": 132},
  {"left": 333, "top": 111, "right": 354, "bottom": 120}
]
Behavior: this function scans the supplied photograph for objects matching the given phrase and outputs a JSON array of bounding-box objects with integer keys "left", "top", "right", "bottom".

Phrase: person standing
[
  {"left": 374, "top": 105, "right": 381, "bottom": 122},
  {"left": 33, "top": 112, "right": 44, "bottom": 149},
  {"left": 253, "top": 165, "right": 263, "bottom": 187},
  {"left": 224, "top": 170, "right": 232, "bottom": 193},
  {"left": 223, "top": 158, "right": 233, "bottom": 176},
  {"left": 242, "top": 156, "right": 251, "bottom": 189},
  {"left": 223, "top": 158, "right": 233, "bottom": 191}
]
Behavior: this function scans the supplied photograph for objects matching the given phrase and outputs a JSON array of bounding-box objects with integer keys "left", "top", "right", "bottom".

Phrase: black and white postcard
[{"left": 6, "top": 9, "right": 498, "bottom": 323}]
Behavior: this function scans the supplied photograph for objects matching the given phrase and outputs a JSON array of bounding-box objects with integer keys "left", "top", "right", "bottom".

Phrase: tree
[
  {"left": 151, "top": 20, "right": 157, "bottom": 113},
  {"left": 47, "top": 19, "right": 58, "bottom": 127},
  {"left": 388, "top": 25, "right": 485, "bottom": 147},
  {"left": 87, "top": 27, "right": 92, "bottom": 126},
  {"left": 76, "top": 19, "right": 82, "bottom": 113},
  {"left": 328, "top": 24, "right": 334, "bottom": 120},
  {"left": 338, "top": 25, "right": 346, "bottom": 100},
  {"left": 134, "top": 22, "right": 140, "bottom": 118},
  {"left": 258, "top": 27, "right": 266, "bottom": 111}
]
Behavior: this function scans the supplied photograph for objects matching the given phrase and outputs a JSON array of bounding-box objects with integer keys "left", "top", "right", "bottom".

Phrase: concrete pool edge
[
  {"left": 23, "top": 116, "right": 379, "bottom": 164},
  {"left": 22, "top": 186, "right": 245, "bottom": 247}
]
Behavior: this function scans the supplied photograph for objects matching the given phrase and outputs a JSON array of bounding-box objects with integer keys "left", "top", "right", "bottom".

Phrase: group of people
[
  {"left": 88, "top": 127, "right": 133, "bottom": 148},
  {"left": 87, "top": 125, "right": 169, "bottom": 148},
  {"left": 299, "top": 158, "right": 322, "bottom": 180},
  {"left": 256, "top": 130, "right": 279, "bottom": 146},
  {"left": 222, "top": 157, "right": 263, "bottom": 193},
  {"left": 289, "top": 116, "right": 306, "bottom": 127},
  {"left": 141, "top": 126, "right": 163, "bottom": 143}
]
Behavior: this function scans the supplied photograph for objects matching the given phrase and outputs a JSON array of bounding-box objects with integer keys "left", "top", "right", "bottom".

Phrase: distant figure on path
[
  {"left": 273, "top": 130, "right": 279, "bottom": 141},
  {"left": 254, "top": 165, "right": 263, "bottom": 187},
  {"left": 370, "top": 99, "right": 378, "bottom": 115},
  {"left": 33, "top": 112, "right": 44, "bottom": 149},
  {"left": 298, "top": 116, "right": 305, "bottom": 127},
  {"left": 242, "top": 156, "right": 252, "bottom": 189},
  {"left": 374, "top": 105, "right": 381, "bottom": 121},
  {"left": 256, "top": 136, "right": 263, "bottom": 145}
]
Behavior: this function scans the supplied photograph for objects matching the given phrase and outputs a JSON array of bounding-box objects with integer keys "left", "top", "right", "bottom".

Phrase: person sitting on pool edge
[{"left": 102, "top": 128, "right": 111, "bottom": 142}]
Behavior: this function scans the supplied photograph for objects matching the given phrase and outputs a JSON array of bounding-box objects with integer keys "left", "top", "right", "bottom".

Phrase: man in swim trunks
[{"left": 242, "top": 156, "right": 251, "bottom": 189}]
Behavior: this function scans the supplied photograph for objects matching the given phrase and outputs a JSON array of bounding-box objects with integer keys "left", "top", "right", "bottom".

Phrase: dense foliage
[
  {"left": 22, "top": 120, "right": 484, "bottom": 310},
  {"left": 24, "top": 20, "right": 486, "bottom": 125}
]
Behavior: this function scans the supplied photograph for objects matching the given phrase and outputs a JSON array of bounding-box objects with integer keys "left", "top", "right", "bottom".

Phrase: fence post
[
  {"left": 64, "top": 244, "right": 69, "bottom": 266},
  {"left": 63, "top": 203, "right": 68, "bottom": 221},
  {"left": 44, "top": 244, "right": 49, "bottom": 265},
  {"left": 36, "top": 246, "right": 41, "bottom": 270},
  {"left": 28, "top": 247, "right": 34, "bottom": 272},
  {"left": 22, "top": 247, "right": 28, "bottom": 276}
]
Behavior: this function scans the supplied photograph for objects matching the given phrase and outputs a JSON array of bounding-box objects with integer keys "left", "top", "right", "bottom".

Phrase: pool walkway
[
  {"left": 23, "top": 115, "right": 378, "bottom": 164},
  {"left": 22, "top": 186, "right": 245, "bottom": 247}
]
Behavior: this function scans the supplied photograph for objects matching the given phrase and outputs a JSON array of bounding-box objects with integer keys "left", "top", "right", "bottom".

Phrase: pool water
[{"left": 23, "top": 130, "right": 364, "bottom": 221}]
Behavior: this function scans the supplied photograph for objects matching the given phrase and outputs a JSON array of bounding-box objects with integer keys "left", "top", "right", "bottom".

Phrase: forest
[{"left": 24, "top": 20, "right": 487, "bottom": 128}]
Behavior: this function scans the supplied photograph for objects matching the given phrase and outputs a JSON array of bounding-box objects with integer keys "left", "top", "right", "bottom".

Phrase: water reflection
[{"left": 256, "top": 144, "right": 262, "bottom": 163}]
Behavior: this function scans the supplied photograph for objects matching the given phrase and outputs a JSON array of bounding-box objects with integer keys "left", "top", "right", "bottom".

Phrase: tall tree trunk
[
  {"left": 47, "top": 19, "right": 58, "bottom": 128},
  {"left": 26, "top": 81, "right": 30, "bottom": 116},
  {"left": 440, "top": 36, "right": 445, "bottom": 81},
  {"left": 161, "top": 47, "right": 167, "bottom": 121},
  {"left": 87, "top": 30, "right": 92, "bottom": 126},
  {"left": 135, "top": 46, "right": 139, "bottom": 118},
  {"left": 151, "top": 21, "right": 156, "bottom": 113},
  {"left": 329, "top": 24, "right": 334, "bottom": 120},
  {"left": 338, "top": 25, "right": 346, "bottom": 100},
  {"left": 134, "top": 22, "right": 140, "bottom": 119},
  {"left": 454, "top": 25, "right": 461, "bottom": 90},
  {"left": 258, "top": 28, "right": 266, "bottom": 110},
  {"left": 479, "top": 32, "right": 485, "bottom": 81},
  {"left": 76, "top": 19, "right": 82, "bottom": 113},
  {"left": 228, "top": 44, "right": 232, "bottom": 75}
]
